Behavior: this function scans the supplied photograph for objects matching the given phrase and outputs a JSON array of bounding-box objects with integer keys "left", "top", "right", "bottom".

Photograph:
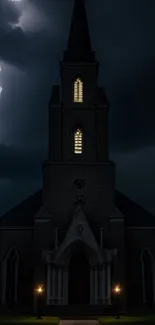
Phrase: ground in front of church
[{"left": 0, "top": 315, "right": 155, "bottom": 324}]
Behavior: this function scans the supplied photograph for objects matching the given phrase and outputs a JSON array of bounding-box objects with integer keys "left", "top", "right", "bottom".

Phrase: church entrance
[{"left": 68, "top": 252, "right": 90, "bottom": 305}]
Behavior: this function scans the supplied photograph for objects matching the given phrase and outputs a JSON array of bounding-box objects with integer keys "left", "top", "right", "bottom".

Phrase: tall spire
[{"left": 63, "top": 0, "right": 95, "bottom": 62}]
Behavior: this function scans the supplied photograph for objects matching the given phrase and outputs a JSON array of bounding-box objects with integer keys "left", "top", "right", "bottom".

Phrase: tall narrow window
[
  {"left": 5, "top": 248, "right": 19, "bottom": 307},
  {"left": 74, "top": 78, "right": 83, "bottom": 103},
  {"left": 74, "top": 128, "right": 83, "bottom": 154},
  {"left": 141, "top": 248, "right": 154, "bottom": 308}
]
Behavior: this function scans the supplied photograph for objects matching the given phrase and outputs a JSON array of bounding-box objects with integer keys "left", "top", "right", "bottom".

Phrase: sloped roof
[
  {"left": 54, "top": 204, "right": 104, "bottom": 264},
  {"left": 0, "top": 189, "right": 154, "bottom": 227},
  {"left": 63, "top": 0, "right": 95, "bottom": 62},
  {"left": 0, "top": 190, "right": 42, "bottom": 227},
  {"left": 116, "top": 191, "right": 155, "bottom": 227}
]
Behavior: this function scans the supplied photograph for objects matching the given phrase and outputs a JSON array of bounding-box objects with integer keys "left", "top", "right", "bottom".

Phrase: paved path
[{"left": 59, "top": 321, "right": 99, "bottom": 325}]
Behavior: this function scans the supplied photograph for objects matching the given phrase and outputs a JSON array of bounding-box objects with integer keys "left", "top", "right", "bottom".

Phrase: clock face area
[
  {"left": 73, "top": 178, "right": 86, "bottom": 190},
  {"left": 73, "top": 179, "right": 86, "bottom": 204}
]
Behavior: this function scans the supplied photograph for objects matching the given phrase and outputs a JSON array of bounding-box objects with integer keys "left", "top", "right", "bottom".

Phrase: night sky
[{"left": 0, "top": 0, "right": 155, "bottom": 216}]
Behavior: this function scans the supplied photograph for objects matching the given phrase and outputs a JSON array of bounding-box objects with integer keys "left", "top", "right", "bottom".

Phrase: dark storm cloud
[
  {"left": 0, "top": 26, "right": 26, "bottom": 67},
  {"left": 90, "top": 0, "right": 155, "bottom": 153},
  {"left": 0, "top": 144, "right": 43, "bottom": 180},
  {"left": 109, "top": 62, "right": 155, "bottom": 153},
  {"left": 1, "top": 0, "right": 155, "bottom": 152},
  {"left": 0, "top": 0, "right": 64, "bottom": 67},
  {"left": 0, "top": 0, "right": 29, "bottom": 66},
  {"left": 111, "top": 146, "right": 155, "bottom": 215},
  {"left": 0, "top": 27, "right": 53, "bottom": 68},
  {"left": 0, "top": 21, "right": 56, "bottom": 68},
  {"left": 0, "top": 0, "right": 20, "bottom": 25}
]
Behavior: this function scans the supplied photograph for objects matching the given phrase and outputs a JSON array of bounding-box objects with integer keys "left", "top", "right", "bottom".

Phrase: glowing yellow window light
[
  {"left": 74, "top": 128, "right": 83, "bottom": 154},
  {"left": 74, "top": 78, "right": 83, "bottom": 103}
]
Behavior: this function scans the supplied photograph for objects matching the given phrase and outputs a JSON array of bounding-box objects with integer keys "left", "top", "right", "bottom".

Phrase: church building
[{"left": 0, "top": 0, "right": 155, "bottom": 315}]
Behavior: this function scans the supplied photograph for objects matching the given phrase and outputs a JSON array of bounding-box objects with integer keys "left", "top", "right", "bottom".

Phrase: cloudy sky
[{"left": 0, "top": 0, "right": 155, "bottom": 216}]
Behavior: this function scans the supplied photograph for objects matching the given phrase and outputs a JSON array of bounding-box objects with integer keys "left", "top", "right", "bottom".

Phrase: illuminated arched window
[
  {"left": 74, "top": 128, "right": 83, "bottom": 154},
  {"left": 74, "top": 78, "right": 83, "bottom": 103}
]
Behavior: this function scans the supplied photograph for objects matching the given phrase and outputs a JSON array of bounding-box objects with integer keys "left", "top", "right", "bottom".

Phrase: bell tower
[
  {"left": 43, "top": 0, "right": 115, "bottom": 225},
  {"left": 61, "top": 0, "right": 98, "bottom": 109}
]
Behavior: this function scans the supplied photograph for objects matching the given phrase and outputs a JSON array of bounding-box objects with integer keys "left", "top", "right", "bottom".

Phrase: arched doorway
[
  {"left": 68, "top": 251, "right": 90, "bottom": 305},
  {"left": 141, "top": 249, "right": 154, "bottom": 308}
]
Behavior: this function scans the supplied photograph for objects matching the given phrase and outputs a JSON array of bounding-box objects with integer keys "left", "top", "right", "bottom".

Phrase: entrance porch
[
  {"left": 43, "top": 205, "right": 115, "bottom": 307},
  {"left": 45, "top": 248, "right": 113, "bottom": 306}
]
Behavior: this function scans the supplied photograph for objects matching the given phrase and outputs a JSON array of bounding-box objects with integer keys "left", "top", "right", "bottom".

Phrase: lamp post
[
  {"left": 114, "top": 285, "right": 121, "bottom": 319},
  {"left": 35, "top": 285, "right": 44, "bottom": 320}
]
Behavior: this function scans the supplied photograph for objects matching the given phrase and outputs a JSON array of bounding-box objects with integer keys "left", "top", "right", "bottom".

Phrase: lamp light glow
[
  {"left": 35, "top": 285, "right": 44, "bottom": 295},
  {"left": 115, "top": 285, "right": 121, "bottom": 293}
]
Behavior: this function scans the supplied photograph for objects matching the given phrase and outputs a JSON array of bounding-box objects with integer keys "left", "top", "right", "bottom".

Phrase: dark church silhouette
[{"left": 0, "top": 0, "right": 155, "bottom": 314}]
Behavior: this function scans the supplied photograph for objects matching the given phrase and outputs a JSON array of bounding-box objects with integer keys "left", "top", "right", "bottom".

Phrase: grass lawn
[
  {"left": 0, "top": 315, "right": 155, "bottom": 324},
  {"left": 98, "top": 315, "right": 155, "bottom": 324},
  {"left": 0, "top": 316, "right": 59, "bottom": 325}
]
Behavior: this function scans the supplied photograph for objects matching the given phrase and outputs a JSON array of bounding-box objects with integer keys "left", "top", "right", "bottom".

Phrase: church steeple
[{"left": 63, "top": 0, "right": 95, "bottom": 62}]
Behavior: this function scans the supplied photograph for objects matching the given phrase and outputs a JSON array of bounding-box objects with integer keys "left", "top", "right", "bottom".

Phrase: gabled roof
[
  {"left": 33, "top": 206, "right": 52, "bottom": 220},
  {"left": 116, "top": 191, "right": 155, "bottom": 227},
  {"left": 0, "top": 189, "right": 154, "bottom": 228},
  {"left": 0, "top": 190, "right": 42, "bottom": 227},
  {"left": 54, "top": 204, "right": 104, "bottom": 264}
]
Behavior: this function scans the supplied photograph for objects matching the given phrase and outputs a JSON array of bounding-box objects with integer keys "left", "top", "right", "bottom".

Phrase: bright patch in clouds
[
  {"left": 9, "top": 0, "right": 50, "bottom": 33},
  {"left": 18, "top": 4, "right": 50, "bottom": 32},
  {"left": 9, "top": 0, "right": 24, "bottom": 2}
]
